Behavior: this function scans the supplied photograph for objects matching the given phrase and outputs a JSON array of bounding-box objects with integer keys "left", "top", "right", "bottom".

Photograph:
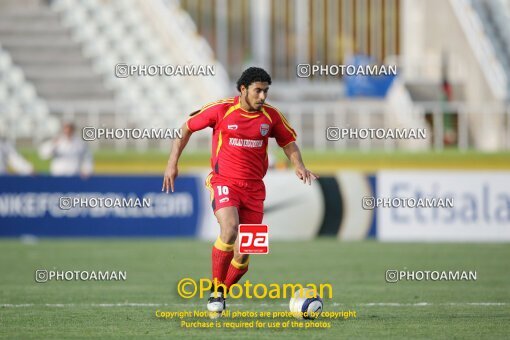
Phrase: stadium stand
[
  {"left": 0, "top": 0, "right": 228, "bottom": 147},
  {"left": 471, "top": 0, "right": 510, "bottom": 92},
  {"left": 0, "top": 0, "right": 509, "bottom": 150},
  {"left": 0, "top": 42, "right": 58, "bottom": 143}
]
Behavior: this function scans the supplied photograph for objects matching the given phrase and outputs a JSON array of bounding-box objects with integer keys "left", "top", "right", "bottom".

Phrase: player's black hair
[{"left": 236, "top": 67, "right": 272, "bottom": 92}]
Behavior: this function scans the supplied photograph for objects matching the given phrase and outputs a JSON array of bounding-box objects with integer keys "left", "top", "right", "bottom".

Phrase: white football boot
[{"left": 207, "top": 291, "right": 226, "bottom": 319}]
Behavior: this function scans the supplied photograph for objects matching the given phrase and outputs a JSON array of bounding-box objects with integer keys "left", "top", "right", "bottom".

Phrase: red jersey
[{"left": 186, "top": 96, "right": 296, "bottom": 180}]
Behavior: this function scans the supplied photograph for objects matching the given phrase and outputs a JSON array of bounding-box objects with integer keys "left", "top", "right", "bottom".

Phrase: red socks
[
  {"left": 211, "top": 237, "right": 250, "bottom": 290},
  {"left": 212, "top": 237, "right": 234, "bottom": 285},
  {"left": 224, "top": 258, "right": 249, "bottom": 289}
]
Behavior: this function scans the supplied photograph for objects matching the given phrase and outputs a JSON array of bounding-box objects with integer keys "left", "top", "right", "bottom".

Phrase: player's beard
[{"left": 245, "top": 93, "right": 262, "bottom": 111}]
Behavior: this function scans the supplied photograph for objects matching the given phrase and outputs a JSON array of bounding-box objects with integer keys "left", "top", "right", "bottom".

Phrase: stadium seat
[
  {"left": 5, "top": 66, "right": 25, "bottom": 87},
  {"left": 0, "top": 42, "right": 56, "bottom": 141},
  {"left": 0, "top": 84, "right": 8, "bottom": 102},
  {"left": 80, "top": 0, "right": 102, "bottom": 12},
  {"left": 62, "top": 7, "right": 88, "bottom": 28},
  {"left": 31, "top": 0, "right": 225, "bottom": 148},
  {"left": 72, "top": 23, "right": 97, "bottom": 44},
  {"left": 0, "top": 49, "right": 13, "bottom": 69},
  {"left": 51, "top": 0, "right": 74, "bottom": 13},
  {"left": 16, "top": 83, "right": 37, "bottom": 104}
]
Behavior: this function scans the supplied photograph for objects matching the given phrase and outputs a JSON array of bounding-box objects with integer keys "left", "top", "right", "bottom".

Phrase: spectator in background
[
  {"left": 0, "top": 138, "right": 34, "bottom": 175},
  {"left": 39, "top": 122, "right": 93, "bottom": 177}
]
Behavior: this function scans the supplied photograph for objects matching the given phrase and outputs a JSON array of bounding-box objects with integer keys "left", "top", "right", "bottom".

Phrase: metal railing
[{"left": 7, "top": 100, "right": 509, "bottom": 152}]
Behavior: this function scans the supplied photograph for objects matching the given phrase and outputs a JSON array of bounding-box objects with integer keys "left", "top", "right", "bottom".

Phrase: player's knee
[
  {"left": 219, "top": 221, "right": 238, "bottom": 244},
  {"left": 220, "top": 231, "right": 237, "bottom": 244}
]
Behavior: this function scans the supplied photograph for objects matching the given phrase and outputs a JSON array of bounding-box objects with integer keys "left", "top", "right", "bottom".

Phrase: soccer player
[{"left": 162, "top": 67, "right": 318, "bottom": 317}]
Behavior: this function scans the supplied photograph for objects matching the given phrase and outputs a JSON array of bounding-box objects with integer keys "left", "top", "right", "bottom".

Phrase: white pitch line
[
  {"left": 0, "top": 302, "right": 507, "bottom": 308},
  {"left": 360, "top": 303, "right": 431, "bottom": 306},
  {"left": 448, "top": 302, "right": 508, "bottom": 306}
]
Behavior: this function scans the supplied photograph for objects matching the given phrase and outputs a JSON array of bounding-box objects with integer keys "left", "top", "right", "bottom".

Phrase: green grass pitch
[
  {"left": 19, "top": 149, "right": 510, "bottom": 174},
  {"left": 1, "top": 239, "right": 509, "bottom": 338}
]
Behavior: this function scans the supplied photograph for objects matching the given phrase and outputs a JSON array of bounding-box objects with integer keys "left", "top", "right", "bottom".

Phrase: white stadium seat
[
  {"left": 0, "top": 84, "right": 8, "bottom": 102},
  {"left": 5, "top": 67, "right": 25, "bottom": 87},
  {"left": 42, "top": 0, "right": 227, "bottom": 141},
  {"left": 0, "top": 50, "right": 13, "bottom": 70},
  {"left": 17, "top": 84, "right": 37, "bottom": 104}
]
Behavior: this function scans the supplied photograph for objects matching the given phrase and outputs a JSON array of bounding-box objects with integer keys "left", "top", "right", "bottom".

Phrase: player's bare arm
[
  {"left": 162, "top": 123, "right": 193, "bottom": 193},
  {"left": 283, "top": 141, "right": 319, "bottom": 185}
]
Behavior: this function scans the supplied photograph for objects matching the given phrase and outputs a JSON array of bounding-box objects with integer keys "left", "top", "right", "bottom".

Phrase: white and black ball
[{"left": 289, "top": 288, "right": 323, "bottom": 320}]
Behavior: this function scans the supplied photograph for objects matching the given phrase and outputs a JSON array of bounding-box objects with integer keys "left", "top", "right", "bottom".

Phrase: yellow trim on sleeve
[
  {"left": 277, "top": 113, "right": 296, "bottom": 138},
  {"left": 185, "top": 120, "right": 194, "bottom": 132},
  {"left": 264, "top": 104, "right": 296, "bottom": 138},
  {"left": 205, "top": 173, "right": 214, "bottom": 202},
  {"left": 201, "top": 98, "right": 234, "bottom": 111},
  {"left": 281, "top": 140, "right": 296, "bottom": 148},
  {"left": 189, "top": 98, "right": 234, "bottom": 122},
  {"left": 223, "top": 103, "right": 241, "bottom": 120},
  {"left": 261, "top": 107, "right": 273, "bottom": 123},
  {"left": 215, "top": 131, "right": 223, "bottom": 157}
]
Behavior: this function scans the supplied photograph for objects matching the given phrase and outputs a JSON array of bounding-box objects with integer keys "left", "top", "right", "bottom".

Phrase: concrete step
[
  {"left": 0, "top": 21, "right": 65, "bottom": 33},
  {"left": 38, "top": 88, "right": 114, "bottom": 101},
  {"left": 29, "top": 79, "right": 112, "bottom": 98},
  {"left": 8, "top": 50, "right": 89, "bottom": 64},
  {"left": 0, "top": 3, "right": 119, "bottom": 110},
  {"left": 22, "top": 65, "right": 101, "bottom": 80},
  {"left": 0, "top": 31, "right": 72, "bottom": 41},
  {"left": 0, "top": 17, "right": 63, "bottom": 29},
  {"left": 0, "top": 8, "right": 60, "bottom": 20},
  {"left": 12, "top": 56, "right": 91, "bottom": 68},
  {"left": 48, "top": 100, "right": 116, "bottom": 113},
  {"left": 0, "top": 36, "right": 79, "bottom": 48}
]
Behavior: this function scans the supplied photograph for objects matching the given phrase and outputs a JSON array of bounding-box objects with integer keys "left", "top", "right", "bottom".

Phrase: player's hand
[
  {"left": 295, "top": 166, "right": 319, "bottom": 185},
  {"left": 162, "top": 163, "right": 178, "bottom": 193}
]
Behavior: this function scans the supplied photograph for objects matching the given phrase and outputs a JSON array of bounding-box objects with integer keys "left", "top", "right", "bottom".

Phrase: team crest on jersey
[{"left": 260, "top": 123, "right": 269, "bottom": 136}]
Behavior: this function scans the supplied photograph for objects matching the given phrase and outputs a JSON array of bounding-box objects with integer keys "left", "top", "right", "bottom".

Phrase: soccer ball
[{"left": 289, "top": 287, "right": 323, "bottom": 320}]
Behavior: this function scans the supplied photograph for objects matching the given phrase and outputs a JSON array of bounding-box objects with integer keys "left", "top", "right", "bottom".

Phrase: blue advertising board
[{"left": 0, "top": 175, "right": 202, "bottom": 237}]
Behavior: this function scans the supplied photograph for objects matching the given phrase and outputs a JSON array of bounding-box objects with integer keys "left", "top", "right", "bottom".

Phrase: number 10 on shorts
[{"left": 239, "top": 224, "right": 269, "bottom": 254}]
